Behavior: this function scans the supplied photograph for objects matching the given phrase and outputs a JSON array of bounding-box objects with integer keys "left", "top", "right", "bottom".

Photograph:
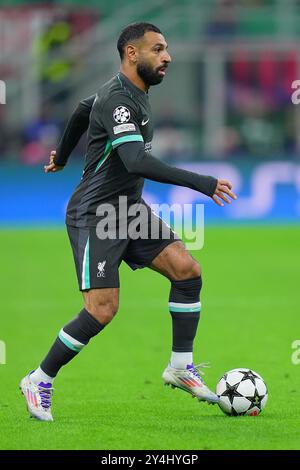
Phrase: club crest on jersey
[
  {"left": 97, "top": 261, "right": 106, "bottom": 278},
  {"left": 113, "top": 106, "right": 130, "bottom": 124}
]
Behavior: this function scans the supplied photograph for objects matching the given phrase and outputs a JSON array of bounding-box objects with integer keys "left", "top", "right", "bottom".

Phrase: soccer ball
[{"left": 216, "top": 368, "right": 268, "bottom": 416}]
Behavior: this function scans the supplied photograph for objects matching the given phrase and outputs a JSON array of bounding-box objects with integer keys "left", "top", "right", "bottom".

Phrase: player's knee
[
  {"left": 85, "top": 298, "right": 119, "bottom": 325},
  {"left": 173, "top": 259, "right": 201, "bottom": 281},
  {"left": 189, "top": 260, "right": 201, "bottom": 279}
]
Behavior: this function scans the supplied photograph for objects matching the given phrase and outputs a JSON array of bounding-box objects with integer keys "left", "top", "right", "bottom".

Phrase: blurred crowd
[
  {"left": 0, "top": 4, "right": 97, "bottom": 164},
  {"left": 212, "top": 50, "right": 297, "bottom": 159},
  {"left": 155, "top": 0, "right": 300, "bottom": 161},
  {"left": 202, "top": 0, "right": 299, "bottom": 160},
  {"left": 1, "top": 0, "right": 300, "bottom": 164}
]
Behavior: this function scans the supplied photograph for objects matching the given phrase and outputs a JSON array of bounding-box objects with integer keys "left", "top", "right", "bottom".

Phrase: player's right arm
[{"left": 44, "top": 94, "right": 96, "bottom": 173}]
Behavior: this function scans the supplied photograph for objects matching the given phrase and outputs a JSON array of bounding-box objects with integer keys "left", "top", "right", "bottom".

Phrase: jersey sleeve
[
  {"left": 117, "top": 142, "right": 218, "bottom": 197},
  {"left": 55, "top": 94, "right": 96, "bottom": 166},
  {"left": 100, "top": 93, "right": 143, "bottom": 149}
]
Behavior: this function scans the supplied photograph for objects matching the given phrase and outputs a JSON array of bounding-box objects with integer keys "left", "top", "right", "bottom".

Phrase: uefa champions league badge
[{"left": 113, "top": 106, "right": 131, "bottom": 123}]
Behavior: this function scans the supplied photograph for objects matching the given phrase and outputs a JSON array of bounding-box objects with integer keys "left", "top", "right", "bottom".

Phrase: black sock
[
  {"left": 169, "top": 276, "right": 202, "bottom": 352},
  {"left": 40, "top": 309, "right": 105, "bottom": 377}
]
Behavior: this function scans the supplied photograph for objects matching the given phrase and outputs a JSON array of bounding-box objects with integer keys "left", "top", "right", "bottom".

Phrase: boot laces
[
  {"left": 190, "top": 363, "right": 211, "bottom": 383},
  {"left": 38, "top": 385, "right": 54, "bottom": 410}
]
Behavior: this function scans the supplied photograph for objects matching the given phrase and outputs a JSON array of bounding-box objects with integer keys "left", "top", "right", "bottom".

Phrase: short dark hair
[{"left": 117, "top": 22, "right": 162, "bottom": 60}]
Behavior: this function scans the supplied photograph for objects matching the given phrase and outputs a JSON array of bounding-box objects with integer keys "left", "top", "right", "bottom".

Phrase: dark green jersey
[
  {"left": 57, "top": 73, "right": 217, "bottom": 228},
  {"left": 66, "top": 72, "right": 153, "bottom": 227}
]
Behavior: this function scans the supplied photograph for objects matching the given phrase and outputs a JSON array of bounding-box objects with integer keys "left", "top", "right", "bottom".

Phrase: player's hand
[
  {"left": 44, "top": 150, "right": 64, "bottom": 173},
  {"left": 212, "top": 179, "right": 237, "bottom": 207}
]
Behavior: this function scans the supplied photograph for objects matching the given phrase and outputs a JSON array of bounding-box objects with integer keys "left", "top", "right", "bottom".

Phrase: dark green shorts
[{"left": 67, "top": 201, "right": 179, "bottom": 290}]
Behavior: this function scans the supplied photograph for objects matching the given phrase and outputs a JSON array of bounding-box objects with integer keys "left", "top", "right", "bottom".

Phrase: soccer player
[{"left": 20, "top": 22, "right": 237, "bottom": 421}]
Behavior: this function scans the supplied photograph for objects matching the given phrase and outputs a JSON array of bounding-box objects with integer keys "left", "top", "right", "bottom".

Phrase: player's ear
[{"left": 126, "top": 44, "right": 138, "bottom": 63}]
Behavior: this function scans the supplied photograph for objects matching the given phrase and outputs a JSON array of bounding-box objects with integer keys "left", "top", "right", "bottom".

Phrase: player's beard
[{"left": 137, "top": 61, "right": 165, "bottom": 86}]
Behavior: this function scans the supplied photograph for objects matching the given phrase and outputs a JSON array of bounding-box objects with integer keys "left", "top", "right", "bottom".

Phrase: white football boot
[
  {"left": 20, "top": 372, "right": 54, "bottom": 422},
  {"left": 162, "top": 363, "right": 219, "bottom": 405}
]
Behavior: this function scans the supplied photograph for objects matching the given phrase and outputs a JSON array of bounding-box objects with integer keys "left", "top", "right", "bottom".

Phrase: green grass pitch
[{"left": 0, "top": 226, "right": 299, "bottom": 450}]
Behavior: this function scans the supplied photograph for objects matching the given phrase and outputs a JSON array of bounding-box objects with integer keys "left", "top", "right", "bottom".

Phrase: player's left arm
[
  {"left": 99, "top": 94, "right": 236, "bottom": 205},
  {"left": 117, "top": 142, "right": 237, "bottom": 205},
  {"left": 44, "top": 94, "right": 96, "bottom": 173}
]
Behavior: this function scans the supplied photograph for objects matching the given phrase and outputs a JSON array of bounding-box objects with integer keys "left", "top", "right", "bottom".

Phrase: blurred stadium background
[
  {"left": 1, "top": 0, "right": 300, "bottom": 224},
  {"left": 1, "top": 0, "right": 300, "bottom": 451}
]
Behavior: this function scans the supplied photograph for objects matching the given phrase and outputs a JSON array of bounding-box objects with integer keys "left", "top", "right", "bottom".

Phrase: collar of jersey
[{"left": 118, "top": 72, "right": 148, "bottom": 98}]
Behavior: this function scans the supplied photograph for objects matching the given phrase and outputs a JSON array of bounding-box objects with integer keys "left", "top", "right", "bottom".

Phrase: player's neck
[{"left": 119, "top": 66, "right": 149, "bottom": 93}]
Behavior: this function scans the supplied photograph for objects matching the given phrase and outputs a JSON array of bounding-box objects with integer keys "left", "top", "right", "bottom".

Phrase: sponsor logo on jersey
[
  {"left": 113, "top": 106, "right": 130, "bottom": 123},
  {"left": 97, "top": 261, "right": 106, "bottom": 278},
  {"left": 144, "top": 142, "right": 152, "bottom": 152},
  {"left": 113, "top": 123, "right": 136, "bottom": 135}
]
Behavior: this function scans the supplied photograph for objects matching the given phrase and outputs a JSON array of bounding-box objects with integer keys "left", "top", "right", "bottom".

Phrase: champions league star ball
[{"left": 216, "top": 368, "right": 268, "bottom": 416}]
